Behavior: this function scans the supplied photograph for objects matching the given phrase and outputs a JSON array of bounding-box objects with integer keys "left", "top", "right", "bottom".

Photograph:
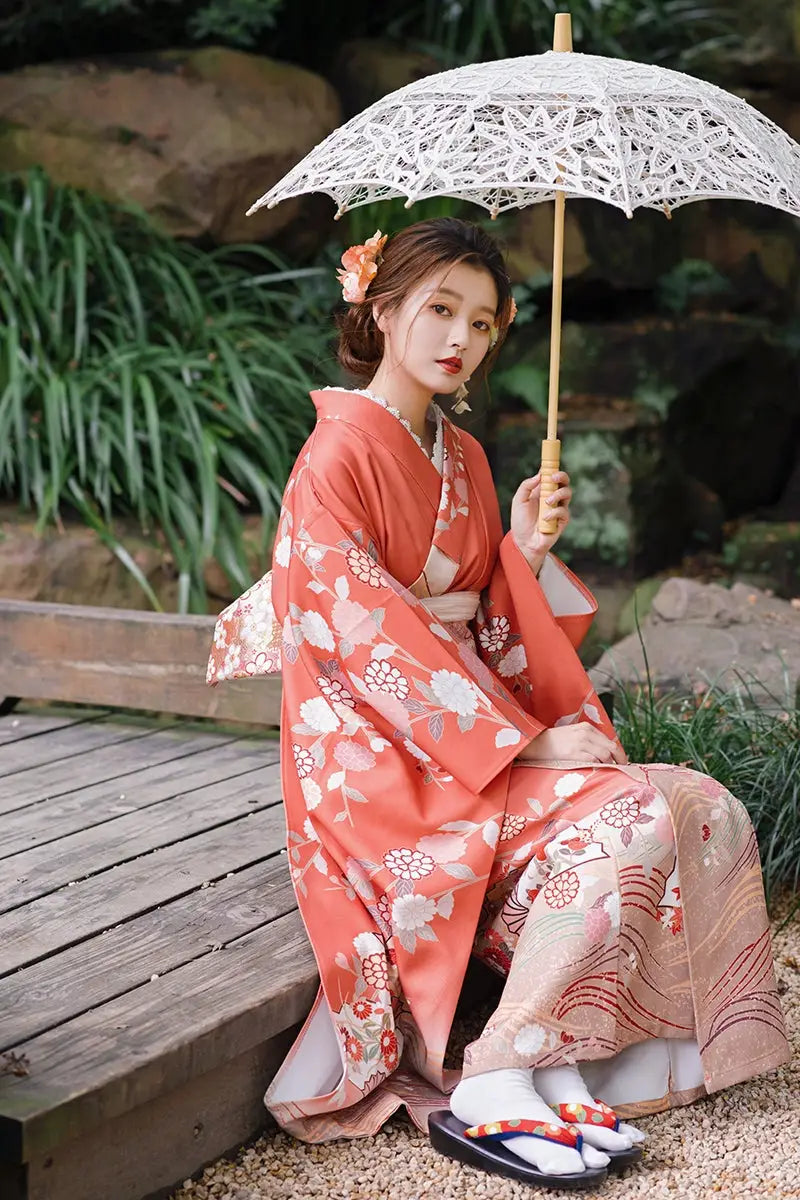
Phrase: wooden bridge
[{"left": 0, "top": 599, "right": 317, "bottom": 1200}]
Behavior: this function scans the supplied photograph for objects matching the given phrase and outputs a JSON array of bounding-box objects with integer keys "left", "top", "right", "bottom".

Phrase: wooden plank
[
  {"left": 2, "top": 855, "right": 296, "bottom": 1049},
  {"left": 0, "top": 723, "right": 239, "bottom": 816},
  {"left": 0, "top": 599, "right": 282, "bottom": 725},
  {"left": 0, "top": 909, "right": 318, "bottom": 1163},
  {"left": 1, "top": 715, "right": 164, "bottom": 777},
  {"left": 0, "top": 763, "right": 284, "bottom": 913},
  {"left": 0, "top": 708, "right": 111, "bottom": 747},
  {"left": 0, "top": 803, "right": 285, "bottom": 974},
  {"left": 8, "top": 1030, "right": 299, "bottom": 1200},
  {"left": 1, "top": 736, "right": 279, "bottom": 857}
]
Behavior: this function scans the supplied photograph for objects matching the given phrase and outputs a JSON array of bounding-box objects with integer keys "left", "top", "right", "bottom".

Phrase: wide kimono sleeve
[
  {"left": 466, "top": 438, "right": 619, "bottom": 743},
  {"left": 271, "top": 453, "right": 545, "bottom": 798}
]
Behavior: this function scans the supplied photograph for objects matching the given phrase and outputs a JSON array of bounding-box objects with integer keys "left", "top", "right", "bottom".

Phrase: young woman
[{"left": 208, "top": 218, "right": 789, "bottom": 1189}]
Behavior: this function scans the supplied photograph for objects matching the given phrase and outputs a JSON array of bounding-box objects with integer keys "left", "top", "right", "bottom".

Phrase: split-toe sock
[
  {"left": 533, "top": 1064, "right": 646, "bottom": 1150},
  {"left": 450, "top": 1068, "right": 591, "bottom": 1176}
]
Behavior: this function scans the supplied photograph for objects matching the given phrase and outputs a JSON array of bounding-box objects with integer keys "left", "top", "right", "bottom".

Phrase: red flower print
[
  {"left": 702, "top": 824, "right": 711, "bottom": 842},
  {"left": 317, "top": 676, "right": 357, "bottom": 708},
  {"left": 363, "top": 659, "right": 410, "bottom": 699},
  {"left": 560, "top": 1031, "right": 576, "bottom": 1044},
  {"left": 351, "top": 999, "right": 373, "bottom": 1020},
  {"left": 499, "top": 813, "right": 527, "bottom": 842},
  {"left": 668, "top": 907, "right": 683, "bottom": 935},
  {"left": 362, "top": 953, "right": 389, "bottom": 990},
  {"left": 379, "top": 1029, "right": 399, "bottom": 1070},
  {"left": 479, "top": 929, "right": 513, "bottom": 974},
  {"left": 382, "top": 847, "right": 436, "bottom": 880},
  {"left": 345, "top": 1035, "right": 363, "bottom": 1062},
  {"left": 292, "top": 743, "right": 315, "bottom": 779},
  {"left": 345, "top": 547, "right": 383, "bottom": 588},
  {"left": 543, "top": 869, "right": 580, "bottom": 910}
]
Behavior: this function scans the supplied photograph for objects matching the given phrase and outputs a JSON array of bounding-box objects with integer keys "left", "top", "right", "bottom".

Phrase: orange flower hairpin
[
  {"left": 489, "top": 296, "right": 518, "bottom": 349},
  {"left": 336, "top": 230, "right": 388, "bottom": 303}
]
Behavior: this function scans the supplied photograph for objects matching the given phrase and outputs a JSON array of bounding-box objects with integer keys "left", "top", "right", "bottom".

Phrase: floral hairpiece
[
  {"left": 489, "top": 296, "right": 518, "bottom": 349},
  {"left": 337, "top": 230, "right": 388, "bottom": 303}
]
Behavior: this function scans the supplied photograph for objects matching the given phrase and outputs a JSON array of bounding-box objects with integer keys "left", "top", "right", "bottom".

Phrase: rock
[
  {"left": 331, "top": 38, "right": 439, "bottom": 117},
  {"left": 0, "top": 47, "right": 341, "bottom": 244},
  {"left": 589, "top": 577, "right": 800, "bottom": 705},
  {"left": 722, "top": 521, "right": 800, "bottom": 597},
  {"left": 616, "top": 576, "right": 668, "bottom": 638},
  {"left": 0, "top": 506, "right": 179, "bottom": 611}
]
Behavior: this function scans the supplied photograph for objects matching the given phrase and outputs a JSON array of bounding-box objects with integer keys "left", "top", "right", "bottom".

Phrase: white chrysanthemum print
[
  {"left": 430, "top": 669, "right": 478, "bottom": 717},
  {"left": 478, "top": 615, "right": 511, "bottom": 653},
  {"left": 513, "top": 1023, "right": 547, "bottom": 1056},
  {"left": 392, "top": 893, "right": 437, "bottom": 931},
  {"left": 554, "top": 773, "right": 587, "bottom": 799},
  {"left": 274, "top": 535, "right": 292, "bottom": 567},
  {"left": 599, "top": 795, "right": 640, "bottom": 828},
  {"left": 364, "top": 659, "right": 410, "bottom": 699},
  {"left": 299, "top": 696, "right": 340, "bottom": 733},
  {"left": 543, "top": 869, "right": 580, "bottom": 909},
  {"left": 317, "top": 676, "right": 357, "bottom": 708},
  {"left": 301, "top": 778, "right": 322, "bottom": 811},
  {"left": 353, "top": 932, "right": 383, "bottom": 957},
  {"left": 299, "top": 610, "right": 335, "bottom": 650},
  {"left": 292, "top": 743, "right": 315, "bottom": 779},
  {"left": 222, "top": 644, "right": 241, "bottom": 676},
  {"left": 213, "top": 623, "right": 228, "bottom": 649},
  {"left": 333, "top": 741, "right": 375, "bottom": 771},
  {"left": 497, "top": 643, "right": 528, "bottom": 677},
  {"left": 303, "top": 817, "right": 319, "bottom": 842},
  {"left": 403, "top": 739, "right": 431, "bottom": 762},
  {"left": 383, "top": 848, "right": 436, "bottom": 880}
]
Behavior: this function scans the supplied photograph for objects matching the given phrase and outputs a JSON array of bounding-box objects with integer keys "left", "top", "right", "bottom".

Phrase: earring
[{"left": 452, "top": 380, "right": 471, "bottom": 415}]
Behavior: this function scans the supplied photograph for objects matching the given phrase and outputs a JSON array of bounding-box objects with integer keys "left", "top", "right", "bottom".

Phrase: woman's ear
[{"left": 372, "top": 301, "right": 388, "bottom": 334}]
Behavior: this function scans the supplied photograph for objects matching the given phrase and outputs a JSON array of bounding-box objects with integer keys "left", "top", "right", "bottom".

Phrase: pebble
[{"left": 169, "top": 899, "right": 800, "bottom": 1200}]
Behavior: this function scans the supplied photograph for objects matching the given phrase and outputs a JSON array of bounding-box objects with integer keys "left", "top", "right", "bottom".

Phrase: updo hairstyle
[{"left": 336, "top": 217, "right": 515, "bottom": 385}]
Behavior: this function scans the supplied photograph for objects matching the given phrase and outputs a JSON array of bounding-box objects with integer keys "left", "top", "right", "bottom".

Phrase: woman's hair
[{"left": 336, "top": 217, "right": 514, "bottom": 384}]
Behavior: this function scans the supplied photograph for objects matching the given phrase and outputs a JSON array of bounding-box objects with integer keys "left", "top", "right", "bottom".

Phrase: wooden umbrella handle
[{"left": 538, "top": 12, "right": 572, "bottom": 536}]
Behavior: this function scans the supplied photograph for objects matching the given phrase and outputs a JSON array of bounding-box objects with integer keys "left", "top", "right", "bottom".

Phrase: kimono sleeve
[
  {"left": 475, "top": 532, "right": 617, "bottom": 739},
  {"left": 272, "top": 500, "right": 544, "bottom": 797}
]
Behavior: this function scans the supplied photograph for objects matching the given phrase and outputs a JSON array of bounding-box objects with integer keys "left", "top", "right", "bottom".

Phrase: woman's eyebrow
[{"left": 435, "top": 286, "right": 496, "bottom": 318}]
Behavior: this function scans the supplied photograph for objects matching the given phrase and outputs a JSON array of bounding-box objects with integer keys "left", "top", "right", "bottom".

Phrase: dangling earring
[{"left": 452, "top": 379, "right": 471, "bottom": 415}]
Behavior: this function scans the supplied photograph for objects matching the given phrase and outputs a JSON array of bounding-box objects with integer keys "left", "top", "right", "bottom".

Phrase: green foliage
[
  {"left": 656, "top": 258, "right": 733, "bottom": 314},
  {"left": 387, "top": 0, "right": 741, "bottom": 70},
  {"left": 0, "top": 168, "right": 328, "bottom": 612},
  {"left": 494, "top": 363, "right": 548, "bottom": 416},
  {"left": 612, "top": 657, "right": 800, "bottom": 908},
  {"left": 560, "top": 431, "right": 631, "bottom": 565},
  {"left": 1, "top": 0, "right": 283, "bottom": 52}
]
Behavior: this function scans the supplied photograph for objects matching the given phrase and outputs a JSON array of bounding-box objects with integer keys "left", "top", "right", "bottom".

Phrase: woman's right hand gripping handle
[{"left": 517, "top": 725, "right": 628, "bottom": 765}]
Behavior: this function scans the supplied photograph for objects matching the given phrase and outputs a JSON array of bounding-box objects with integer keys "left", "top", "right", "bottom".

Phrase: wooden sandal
[{"left": 428, "top": 1111, "right": 608, "bottom": 1190}]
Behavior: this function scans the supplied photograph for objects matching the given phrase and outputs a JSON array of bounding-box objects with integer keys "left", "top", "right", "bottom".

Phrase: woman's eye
[
  {"left": 475, "top": 321, "right": 490, "bottom": 332},
  {"left": 431, "top": 304, "right": 449, "bottom": 315}
]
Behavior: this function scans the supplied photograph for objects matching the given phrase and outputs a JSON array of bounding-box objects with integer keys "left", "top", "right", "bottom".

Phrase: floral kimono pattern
[{"left": 208, "top": 387, "right": 789, "bottom": 1143}]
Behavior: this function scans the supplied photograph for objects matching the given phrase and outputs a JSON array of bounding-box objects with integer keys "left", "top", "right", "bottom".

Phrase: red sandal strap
[
  {"left": 551, "top": 1100, "right": 620, "bottom": 1131},
  {"left": 464, "top": 1118, "right": 582, "bottom": 1150}
]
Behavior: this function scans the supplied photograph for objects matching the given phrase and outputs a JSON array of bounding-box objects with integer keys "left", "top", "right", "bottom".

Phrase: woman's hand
[
  {"left": 517, "top": 725, "right": 628, "bottom": 765},
  {"left": 510, "top": 470, "right": 572, "bottom": 574}
]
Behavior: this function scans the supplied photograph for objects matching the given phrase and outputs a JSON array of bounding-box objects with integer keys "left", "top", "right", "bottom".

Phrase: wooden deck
[{"left": 0, "top": 703, "right": 317, "bottom": 1200}]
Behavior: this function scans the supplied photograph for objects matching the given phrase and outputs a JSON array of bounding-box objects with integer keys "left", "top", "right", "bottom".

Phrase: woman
[{"left": 208, "top": 218, "right": 789, "bottom": 1189}]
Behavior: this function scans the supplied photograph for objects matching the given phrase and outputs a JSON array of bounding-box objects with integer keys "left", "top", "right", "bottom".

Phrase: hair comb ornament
[
  {"left": 489, "top": 295, "right": 518, "bottom": 349},
  {"left": 336, "top": 230, "right": 388, "bottom": 302}
]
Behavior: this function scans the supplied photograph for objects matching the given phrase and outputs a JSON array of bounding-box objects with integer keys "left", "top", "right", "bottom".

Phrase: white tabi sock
[
  {"left": 533, "top": 1063, "right": 646, "bottom": 1151},
  {"left": 450, "top": 1068, "right": 609, "bottom": 1175}
]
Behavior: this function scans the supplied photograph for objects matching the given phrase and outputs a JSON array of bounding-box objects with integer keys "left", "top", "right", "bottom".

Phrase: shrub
[{"left": 0, "top": 168, "right": 331, "bottom": 611}]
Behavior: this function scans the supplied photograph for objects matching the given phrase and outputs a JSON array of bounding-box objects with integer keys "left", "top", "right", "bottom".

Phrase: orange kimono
[{"left": 207, "top": 386, "right": 789, "bottom": 1143}]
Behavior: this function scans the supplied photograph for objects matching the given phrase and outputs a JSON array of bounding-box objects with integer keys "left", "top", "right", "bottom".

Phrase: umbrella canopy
[{"left": 247, "top": 50, "right": 800, "bottom": 221}]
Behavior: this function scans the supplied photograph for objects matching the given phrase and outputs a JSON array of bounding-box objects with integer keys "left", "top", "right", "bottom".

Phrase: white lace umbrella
[{"left": 247, "top": 14, "right": 800, "bottom": 532}]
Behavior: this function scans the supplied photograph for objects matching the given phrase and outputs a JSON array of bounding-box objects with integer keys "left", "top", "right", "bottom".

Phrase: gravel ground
[{"left": 170, "top": 899, "right": 800, "bottom": 1200}]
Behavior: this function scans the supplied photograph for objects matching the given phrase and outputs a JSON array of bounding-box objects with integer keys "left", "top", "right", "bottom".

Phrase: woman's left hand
[{"left": 510, "top": 470, "right": 572, "bottom": 574}]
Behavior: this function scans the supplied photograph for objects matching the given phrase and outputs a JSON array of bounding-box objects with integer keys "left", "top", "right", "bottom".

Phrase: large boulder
[
  {"left": 0, "top": 47, "right": 341, "bottom": 244},
  {"left": 590, "top": 577, "right": 800, "bottom": 704}
]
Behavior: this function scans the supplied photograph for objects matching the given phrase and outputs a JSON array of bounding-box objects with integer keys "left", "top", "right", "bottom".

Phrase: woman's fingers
[{"left": 546, "top": 485, "right": 572, "bottom": 507}]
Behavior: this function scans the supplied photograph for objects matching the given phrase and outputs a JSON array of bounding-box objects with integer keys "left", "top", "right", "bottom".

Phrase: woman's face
[{"left": 374, "top": 260, "right": 499, "bottom": 396}]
